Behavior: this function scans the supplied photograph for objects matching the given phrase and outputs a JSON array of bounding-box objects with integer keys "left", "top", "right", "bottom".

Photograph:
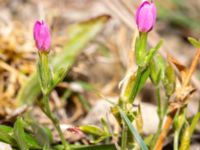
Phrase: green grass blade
[
  {"left": 16, "top": 15, "right": 110, "bottom": 106},
  {"left": 128, "top": 67, "right": 150, "bottom": 103},
  {"left": 119, "top": 109, "right": 149, "bottom": 150}
]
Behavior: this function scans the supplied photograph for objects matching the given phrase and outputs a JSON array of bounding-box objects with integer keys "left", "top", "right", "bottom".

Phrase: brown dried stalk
[{"left": 153, "top": 46, "right": 200, "bottom": 150}]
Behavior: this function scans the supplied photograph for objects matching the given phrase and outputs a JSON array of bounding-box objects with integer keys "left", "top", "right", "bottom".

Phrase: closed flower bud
[
  {"left": 135, "top": 0, "right": 156, "bottom": 33},
  {"left": 33, "top": 20, "right": 51, "bottom": 52}
]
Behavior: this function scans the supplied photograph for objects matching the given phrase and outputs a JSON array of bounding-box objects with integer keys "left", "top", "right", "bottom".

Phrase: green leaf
[
  {"left": 128, "top": 67, "right": 150, "bottom": 103},
  {"left": 119, "top": 109, "right": 149, "bottom": 150},
  {"left": 190, "top": 111, "right": 200, "bottom": 135},
  {"left": 14, "top": 118, "right": 29, "bottom": 150},
  {"left": 79, "top": 125, "right": 104, "bottom": 136},
  {"left": 52, "top": 67, "right": 67, "bottom": 88},
  {"left": 188, "top": 37, "right": 200, "bottom": 48},
  {"left": 0, "top": 125, "right": 17, "bottom": 146},
  {"left": 17, "top": 15, "right": 110, "bottom": 106},
  {"left": 145, "top": 40, "right": 163, "bottom": 65}
]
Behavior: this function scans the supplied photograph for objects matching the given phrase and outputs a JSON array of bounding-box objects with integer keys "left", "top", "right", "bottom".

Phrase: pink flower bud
[
  {"left": 135, "top": 0, "right": 156, "bottom": 33},
  {"left": 33, "top": 20, "right": 51, "bottom": 52}
]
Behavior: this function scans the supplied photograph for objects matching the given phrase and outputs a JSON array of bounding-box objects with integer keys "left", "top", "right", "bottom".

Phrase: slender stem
[
  {"left": 150, "top": 96, "right": 169, "bottom": 148},
  {"left": 150, "top": 118, "right": 162, "bottom": 148},
  {"left": 174, "top": 130, "right": 179, "bottom": 150},
  {"left": 156, "top": 86, "right": 161, "bottom": 120},
  {"left": 121, "top": 122, "right": 128, "bottom": 150},
  {"left": 153, "top": 111, "right": 175, "bottom": 150},
  {"left": 150, "top": 86, "right": 162, "bottom": 148},
  {"left": 43, "top": 95, "right": 70, "bottom": 150}
]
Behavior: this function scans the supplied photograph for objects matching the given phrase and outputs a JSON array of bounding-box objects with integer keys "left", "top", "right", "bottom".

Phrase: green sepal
[
  {"left": 135, "top": 32, "right": 148, "bottom": 67},
  {"left": 119, "top": 108, "right": 149, "bottom": 150},
  {"left": 37, "top": 52, "right": 53, "bottom": 94}
]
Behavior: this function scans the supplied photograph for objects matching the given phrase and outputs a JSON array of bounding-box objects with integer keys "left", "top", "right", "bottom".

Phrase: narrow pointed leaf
[
  {"left": 79, "top": 125, "right": 104, "bottom": 136},
  {"left": 119, "top": 109, "right": 148, "bottom": 150},
  {"left": 128, "top": 67, "right": 150, "bottom": 102}
]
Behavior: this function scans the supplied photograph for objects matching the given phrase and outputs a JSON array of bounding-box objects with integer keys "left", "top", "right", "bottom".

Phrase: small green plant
[{"left": 33, "top": 20, "right": 70, "bottom": 150}]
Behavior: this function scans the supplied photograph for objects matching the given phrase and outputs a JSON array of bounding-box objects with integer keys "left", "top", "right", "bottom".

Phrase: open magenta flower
[
  {"left": 33, "top": 20, "right": 51, "bottom": 52},
  {"left": 135, "top": 0, "right": 156, "bottom": 33}
]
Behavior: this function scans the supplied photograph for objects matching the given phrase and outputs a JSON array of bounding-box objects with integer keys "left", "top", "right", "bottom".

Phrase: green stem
[
  {"left": 150, "top": 96, "right": 169, "bottom": 148},
  {"left": 174, "top": 130, "right": 179, "bottom": 150},
  {"left": 121, "top": 122, "right": 128, "bottom": 150},
  {"left": 156, "top": 86, "right": 161, "bottom": 121},
  {"left": 140, "top": 32, "right": 147, "bottom": 50},
  {"left": 43, "top": 95, "right": 70, "bottom": 150},
  {"left": 150, "top": 118, "right": 162, "bottom": 148}
]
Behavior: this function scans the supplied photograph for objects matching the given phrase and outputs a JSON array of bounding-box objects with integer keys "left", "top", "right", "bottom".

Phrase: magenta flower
[
  {"left": 135, "top": 0, "right": 156, "bottom": 33},
  {"left": 33, "top": 20, "right": 51, "bottom": 52}
]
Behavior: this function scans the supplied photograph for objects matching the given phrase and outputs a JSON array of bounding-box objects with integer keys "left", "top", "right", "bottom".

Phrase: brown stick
[
  {"left": 183, "top": 47, "right": 200, "bottom": 86},
  {"left": 153, "top": 110, "right": 176, "bottom": 150}
]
